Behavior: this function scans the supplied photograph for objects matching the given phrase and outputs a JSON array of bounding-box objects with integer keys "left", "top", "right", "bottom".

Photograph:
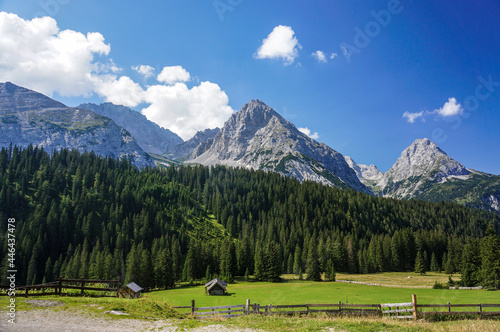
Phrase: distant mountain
[
  {"left": 187, "top": 100, "right": 371, "bottom": 193},
  {"left": 343, "top": 156, "right": 383, "bottom": 188},
  {"left": 169, "top": 128, "right": 220, "bottom": 159},
  {"left": 0, "top": 82, "right": 153, "bottom": 168},
  {"left": 377, "top": 138, "right": 472, "bottom": 198},
  {"left": 78, "top": 102, "right": 183, "bottom": 155},
  {"left": 344, "top": 138, "right": 500, "bottom": 213}
]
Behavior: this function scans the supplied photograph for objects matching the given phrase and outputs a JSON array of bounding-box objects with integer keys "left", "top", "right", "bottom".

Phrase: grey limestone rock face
[
  {"left": 376, "top": 138, "right": 471, "bottom": 198},
  {"left": 78, "top": 102, "right": 183, "bottom": 155},
  {"left": 187, "top": 99, "right": 371, "bottom": 193},
  {"left": 0, "top": 82, "right": 154, "bottom": 168}
]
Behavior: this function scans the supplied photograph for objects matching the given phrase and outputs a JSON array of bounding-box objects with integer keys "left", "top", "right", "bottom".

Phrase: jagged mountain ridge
[
  {"left": 343, "top": 156, "right": 383, "bottom": 188},
  {"left": 378, "top": 138, "right": 472, "bottom": 198},
  {"left": 78, "top": 102, "right": 183, "bottom": 155},
  {"left": 168, "top": 128, "right": 220, "bottom": 159},
  {"left": 187, "top": 100, "right": 371, "bottom": 193},
  {"left": 344, "top": 138, "right": 500, "bottom": 213},
  {"left": 0, "top": 82, "right": 153, "bottom": 168}
]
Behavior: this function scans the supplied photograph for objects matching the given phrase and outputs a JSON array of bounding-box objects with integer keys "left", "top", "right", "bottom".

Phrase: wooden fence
[
  {"left": 174, "top": 295, "right": 500, "bottom": 320},
  {"left": 0, "top": 277, "right": 121, "bottom": 298}
]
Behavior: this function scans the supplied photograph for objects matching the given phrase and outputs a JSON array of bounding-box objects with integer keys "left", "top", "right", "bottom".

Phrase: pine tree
[
  {"left": 414, "top": 251, "right": 426, "bottom": 275},
  {"left": 430, "top": 252, "right": 440, "bottom": 272},
  {"left": 293, "top": 245, "right": 302, "bottom": 275},
  {"left": 480, "top": 224, "right": 500, "bottom": 289},
  {"left": 139, "top": 249, "right": 155, "bottom": 291},
  {"left": 306, "top": 238, "right": 321, "bottom": 281},
  {"left": 254, "top": 243, "right": 264, "bottom": 281},
  {"left": 324, "top": 258, "right": 336, "bottom": 281}
]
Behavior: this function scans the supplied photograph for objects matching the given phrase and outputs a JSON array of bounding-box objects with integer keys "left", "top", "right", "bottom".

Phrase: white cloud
[
  {"left": 157, "top": 66, "right": 191, "bottom": 85},
  {"left": 132, "top": 65, "right": 155, "bottom": 78},
  {"left": 298, "top": 127, "right": 319, "bottom": 140},
  {"left": 403, "top": 111, "right": 424, "bottom": 123},
  {"left": 0, "top": 12, "right": 111, "bottom": 97},
  {"left": 330, "top": 52, "right": 338, "bottom": 60},
  {"left": 0, "top": 12, "right": 236, "bottom": 140},
  {"left": 254, "top": 25, "right": 301, "bottom": 65},
  {"left": 312, "top": 50, "right": 327, "bottom": 63},
  {"left": 435, "top": 97, "right": 463, "bottom": 117},
  {"left": 403, "top": 97, "right": 463, "bottom": 123},
  {"left": 94, "top": 76, "right": 144, "bottom": 107},
  {"left": 142, "top": 82, "right": 234, "bottom": 140}
]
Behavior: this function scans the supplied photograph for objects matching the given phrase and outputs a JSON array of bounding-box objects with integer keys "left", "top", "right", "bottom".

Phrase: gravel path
[{"left": 0, "top": 309, "right": 262, "bottom": 332}]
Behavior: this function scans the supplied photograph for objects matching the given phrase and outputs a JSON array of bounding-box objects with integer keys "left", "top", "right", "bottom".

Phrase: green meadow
[{"left": 148, "top": 274, "right": 500, "bottom": 309}]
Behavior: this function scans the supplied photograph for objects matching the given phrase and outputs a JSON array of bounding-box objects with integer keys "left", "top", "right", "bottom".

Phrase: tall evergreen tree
[
  {"left": 414, "top": 251, "right": 426, "bottom": 275},
  {"left": 480, "top": 224, "right": 500, "bottom": 289},
  {"left": 306, "top": 238, "right": 321, "bottom": 281}
]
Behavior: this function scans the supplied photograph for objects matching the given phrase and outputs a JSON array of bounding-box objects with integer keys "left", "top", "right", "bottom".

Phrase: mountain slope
[
  {"left": 344, "top": 156, "right": 383, "bottom": 188},
  {"left": 377, "top": 138, "right": 471, "bottom": 198},
  {"left": 0, "top": 82, "right": 153, "bottom": 168},
  {"left": 349, "top": 138, "right": 500, "bottom": 213},
  {"left": 168, "top": 127, "right": 220, "bottom": 159},
  {"left": 187, "top": 100, "right": 370, "bottom": 193},
  {"left": 78, "top": 102, "right": 183, "bottom": 155}
]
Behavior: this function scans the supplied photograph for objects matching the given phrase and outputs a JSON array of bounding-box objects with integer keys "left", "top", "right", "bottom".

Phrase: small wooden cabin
[
  {"left": 204, "top": 278, "right": 227, "bottom": 295},
  {"left": 118, "top": 282, "right": 143, "bottom": 299}
]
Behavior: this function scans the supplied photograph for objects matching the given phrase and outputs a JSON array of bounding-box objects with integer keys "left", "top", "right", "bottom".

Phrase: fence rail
[
  {"left": 0, "top": 277, "right": 121, "bottom": 298},
  {"left": 173, "top": 295, "right": 500, "bottom": 320}
]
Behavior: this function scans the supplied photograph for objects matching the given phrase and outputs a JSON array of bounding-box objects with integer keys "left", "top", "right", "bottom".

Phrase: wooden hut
[
  {"left": 204, "top": 278, "right": 227, "bottom": 295},
  {"left": 118, "top": 282, "right": 143, "bottom": 299}
]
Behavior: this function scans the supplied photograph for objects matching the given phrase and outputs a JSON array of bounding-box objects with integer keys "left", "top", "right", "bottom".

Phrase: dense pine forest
[{"left": 1, "top": 146, "right": 499, "bottom": 289}]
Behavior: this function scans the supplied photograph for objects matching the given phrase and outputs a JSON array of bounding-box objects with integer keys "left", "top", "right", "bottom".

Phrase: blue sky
[{"left": 1, "top": 0, "right": 499, "bottom": 174}]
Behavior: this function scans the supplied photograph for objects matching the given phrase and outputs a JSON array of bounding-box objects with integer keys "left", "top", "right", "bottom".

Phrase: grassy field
[
  {"left": 148, "top": 272, "right": 498, "bottom": 308},
  {"left": 1, "top": 272, "right": 498, "bottom": 331}
]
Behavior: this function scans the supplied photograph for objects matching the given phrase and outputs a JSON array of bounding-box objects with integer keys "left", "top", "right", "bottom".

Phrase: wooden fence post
[
  {"left": 338, "top": 301, "right": 342, "bottom": 312},
  {"left": 116, "top": 276, "right": 121, "bottom": 297},
  {"left": 191, "top": 299, "right": 195, "bottom": 316},
  {"left": 412, "top": 294, "right": 417, "bottom": 321},
  {"left": 447, "top": 301, "right": 450, "bottom": 313},
  {"left": 478, "top": 304, "right": 482, "bottom": 316},
  {"left": 246, "top": 299, "right": 250, "bottom": 314},
  {"left": 81, "top": 279, "right": 85, "bottom": 296},
  {"left": 306, "top": 303, "right": 309, "bottom": 315}
]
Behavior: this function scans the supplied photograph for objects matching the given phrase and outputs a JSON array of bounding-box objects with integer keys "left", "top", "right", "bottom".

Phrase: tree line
[{"left": 0, "top": 146, "right": 499, "bottom": 289}]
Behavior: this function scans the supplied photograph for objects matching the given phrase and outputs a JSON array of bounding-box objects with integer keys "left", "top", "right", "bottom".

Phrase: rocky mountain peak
[
  {"left": 229, "top": 99, "right": 287, "bottom": 133},
  {"left": 187, "top": 100, "right": 371, "bottom": 193},
  {"left": 0, "top": 82, "right": 66, "bottom": 111},
  {"left": 344, "top": 156, "right": 383, "bottom": 187},
  {"left": 377, "top": 138, "right": 471, "bottom": 198}
]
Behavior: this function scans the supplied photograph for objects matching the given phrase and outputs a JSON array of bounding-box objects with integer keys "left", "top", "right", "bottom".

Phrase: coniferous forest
[{"left": 1, "top": 146, "right": 499, "bottom": 290}]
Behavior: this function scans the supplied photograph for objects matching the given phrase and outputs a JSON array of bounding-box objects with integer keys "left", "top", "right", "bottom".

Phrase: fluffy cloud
[
  {"left": 0, "top": 12, "right": 111, "bottom": 97},
  {"left": 402, "top": 111, "right": 424, "bottom": 123},
  {"left": 142, "top": 82, "right": 234, "bottom": 140},
  {"left": 0, "top": 12, "right": 235, "bottom": 140},
  {"left": 330, "top": 52, "right": 338, "bottom": 60},
  {"left": 94, "top": 76, "right": 144, "bottom": 107},
  {"left": 132, "top": 65, "right": 155, "bottom": 78},
  {"left": 312, "top": 50, "right": 327, "bottom": 63},
  {"left": 298, "top": 127, "right": 319, "bottom": 140},
  {"left": 254, "top": 25, "right": 301, "bottom": 65},
  {"left": 157, "top": 66, "right": 191, "bottom": 85},
  {"left": 436, "top": 97, "right": 463, "bottom": 117},
  {"left": 403, "top": 98, "right": 463, "bottom": 123}
]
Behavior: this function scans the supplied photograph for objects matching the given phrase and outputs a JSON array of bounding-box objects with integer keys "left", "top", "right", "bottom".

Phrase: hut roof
[
  {"left": 205, "top": 278, "right": 227, "bottom": 288},
  {"left": 126, "top": 282, "right": 143, "bottom": 293}
]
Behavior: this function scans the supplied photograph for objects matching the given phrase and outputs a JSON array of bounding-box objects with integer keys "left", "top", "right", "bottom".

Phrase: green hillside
[{"left": 0, "top": 146, "right": 499, "bottom": 289}]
